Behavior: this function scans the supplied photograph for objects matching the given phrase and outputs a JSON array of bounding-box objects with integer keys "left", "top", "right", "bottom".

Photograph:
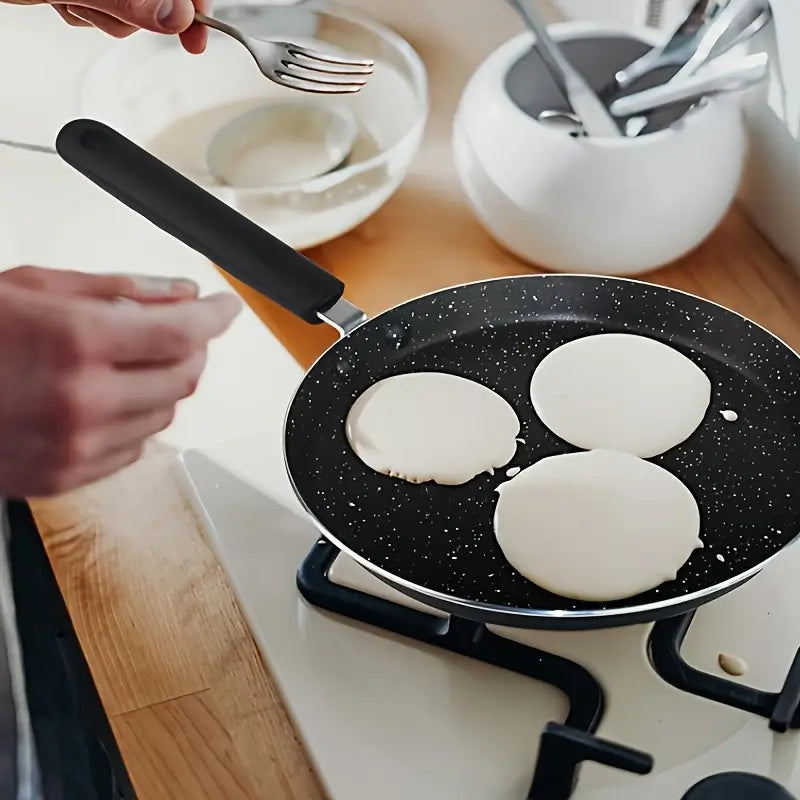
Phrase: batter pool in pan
[
  {"left": 529, "top": 332, "right": 712, "bottom": 458},
  {"left": 493, "top": 449, "right": 704, "bottom": 602},
  {"left": 345, "top": 371, "right": 520, "bottom": 486},
  {"left": 492, "top": 332, "right": 714, "bottom": 601}
]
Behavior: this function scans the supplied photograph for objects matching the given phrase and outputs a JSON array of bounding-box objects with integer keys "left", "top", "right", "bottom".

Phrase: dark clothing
[{"left": 6, "top": 500, "right": 136, "bottom": 800}]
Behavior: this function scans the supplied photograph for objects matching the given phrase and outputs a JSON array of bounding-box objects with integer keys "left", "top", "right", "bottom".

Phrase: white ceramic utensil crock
[{"left": 452, "top": 22, "right": 748, "bottom": 276}]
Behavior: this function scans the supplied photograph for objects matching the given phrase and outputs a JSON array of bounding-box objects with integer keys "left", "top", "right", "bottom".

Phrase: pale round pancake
[
  {"left": 493, "top": 449, "right": 703, "bottom": 601},
  {"left": 530, "top": 333, "right": 711, "bottom": 458},
  {"left": 345, "top": 372, "right": 520, "bottom": 485}
]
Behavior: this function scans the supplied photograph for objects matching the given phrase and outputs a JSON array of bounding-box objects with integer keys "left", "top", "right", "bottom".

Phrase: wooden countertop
[{"left": 28, "top": 2, "right": 800, "bottom": 798}]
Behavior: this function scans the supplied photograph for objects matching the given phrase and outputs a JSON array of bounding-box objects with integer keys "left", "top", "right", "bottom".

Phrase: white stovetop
[
  {"left": 179, "top": 433, "right": 800, "bottom": 800},
  {"left": 2, "top": 8, "right": 799, "bottom": 800}
]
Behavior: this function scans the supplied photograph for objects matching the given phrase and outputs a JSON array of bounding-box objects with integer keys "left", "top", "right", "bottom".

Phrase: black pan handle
[{"left": 55, "top": 118, "right": 344, "bottom": 325}]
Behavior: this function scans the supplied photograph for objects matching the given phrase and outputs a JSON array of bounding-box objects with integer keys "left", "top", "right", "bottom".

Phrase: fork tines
[
  {"left": 291, "top": 46, "right": 375, "bottom": 69},
  {"left": 279, "top": 46, "right": 375, "bottom": 94}
]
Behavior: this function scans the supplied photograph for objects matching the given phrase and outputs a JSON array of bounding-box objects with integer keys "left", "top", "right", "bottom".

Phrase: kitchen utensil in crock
[
  {"left": 537, "top": 52, "right": 768, "bottom": 136},
  {"left": 606, "top": 0, "right": 769, "bottom": 97},
  {"left": 608, "top": 51, "right": 768, "bottom": 119},
  {"left": 194, "top": 11, "right": 374, "bottom": 94},
  {"left": 538, "top": 0, "right": 771, "bottom": 136},
  {"left": 535, "top": 109, "right": 586, "bottom": 136},
  {"left": 505, "top": 0, "right": 621, "bottom": 137},
  {"left": 534, "top": 0, "right": 717, "bottom": 137},
  {"left": 622, "top": 0, "right": 772, "bottom": 136},
  {"left": 672, "top": 0, "right": 772, "bottom": 82},
  {"left": 610, "top": 0, "right": 723, "bottom": 94},
  {"left": 55, "top": 118, "right": 800, "bottom": 630}
]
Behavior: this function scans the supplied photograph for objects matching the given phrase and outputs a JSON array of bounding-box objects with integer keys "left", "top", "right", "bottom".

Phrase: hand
[
  {"left": 6, "top": 0, "right": 208, "bottom": 53},
  {"left": 0, "top": 266, "right": 242, "bottom": 497}
]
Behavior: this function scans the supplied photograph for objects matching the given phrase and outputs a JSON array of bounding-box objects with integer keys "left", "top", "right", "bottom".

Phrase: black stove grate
[
  {"left": 297, "top": 540, "right": 653, "bottom": 799},
  {"left": 648, "top": 611, "right": 800, "bottom": 732},
  {"left": 297, "top": 540, "right": 800, "bottom": 799}
]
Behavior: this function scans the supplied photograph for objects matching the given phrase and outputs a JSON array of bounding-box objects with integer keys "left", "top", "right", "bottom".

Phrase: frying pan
[{"left": 55, "top": 118, "right": 800, "bottom": 630}]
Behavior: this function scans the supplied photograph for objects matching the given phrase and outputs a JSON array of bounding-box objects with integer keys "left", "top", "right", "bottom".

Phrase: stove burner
[
  {"left": 297, "top": 540, "right": 653, "bottom": 800},
  {"left": 649, "top": 612, "right": 800, "bottom": 732},
  {"left": 681, "top": 772, "right": 797, "bottom": 799}
]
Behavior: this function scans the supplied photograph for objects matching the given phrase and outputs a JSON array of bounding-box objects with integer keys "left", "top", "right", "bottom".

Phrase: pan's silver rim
[{"left": 282, "top": 272, "right": 800, "bottom": 622}]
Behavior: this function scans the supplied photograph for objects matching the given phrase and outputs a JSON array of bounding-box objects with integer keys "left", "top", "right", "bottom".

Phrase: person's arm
[
  {"left": 4, "top": 0, "right": 207, "bottom": 54},
  {"left": 0, "top": 266, "right": 240, "bottom": 497}
]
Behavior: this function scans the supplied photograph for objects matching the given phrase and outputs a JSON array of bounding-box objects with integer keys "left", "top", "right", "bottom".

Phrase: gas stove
[
  {"left": 181, "top": 437, "right": 800, "bottom": 800},
  {"left": 298, "top": 540, "right": 800, "bottom": 799}
]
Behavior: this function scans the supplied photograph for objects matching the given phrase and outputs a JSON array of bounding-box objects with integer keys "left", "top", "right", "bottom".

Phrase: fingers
[
  {"left": 44, "top": 349, "right": 207, "bottom": 434},
  {"left": 70, "top": 405, "right": 177, "bottom": 463},
  {"left": 0, "top": 276, "right": 240, "bottom": 499},
  {"left": 1, "top": 266, "right": 199, "bottom": 303},
  {"left": 52, "top": 4, "right": 92, "bottom": 25},
  {"left": 21, "top": 348, "right": 209, "bottom": 493},
  {"left": 43, "top": 443, "right": 144, "bottom": 496},
  {"left": 179, "top": 0, "right": 207, "bottom": 53},
  {"left": 100, "top": 291, "right": 242, "bottom": 365},
  {"left": 51, "top": 0, "right": 195, "bottom": 34},
  {"left": 0, "top": 271, "right": 240, "bottom": 366},
  {"left": 51, "top": 0, "right": 206, "bottom": 53},
  {"left": 63, "top": 3, "right": 138, "bottom": 35},
  {"left": 106, "top": 348, "right": 209, "bottom": 415},
  {"left": 26, "top": 351, "right": 206, "bottom": 494},
  {"left": 101, "top": 406, "right": 177, "bottom": 450},
  {"left": 71, "top": 443, "right": 145, "bottom": 489},
  {"left": 119, "top": 274, "right": 199, "bottom": 302},
  {"left": 14, "top": 444, "right": 144, "bottom": 498},
  {"left": 12, "top": 420, "right": 149, "bottom": 497},
  {"left": 178, "top": 19, "right": 207, "bottom": 53}
]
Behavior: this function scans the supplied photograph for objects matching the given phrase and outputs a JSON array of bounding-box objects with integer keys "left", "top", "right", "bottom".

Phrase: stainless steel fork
[{"left": 194, "top": 12, "right": 375, "bottom": 95}]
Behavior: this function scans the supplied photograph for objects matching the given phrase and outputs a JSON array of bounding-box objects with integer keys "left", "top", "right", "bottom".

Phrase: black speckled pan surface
[{"left": 285, "top": 275, "right": 800, "bottom": 628}]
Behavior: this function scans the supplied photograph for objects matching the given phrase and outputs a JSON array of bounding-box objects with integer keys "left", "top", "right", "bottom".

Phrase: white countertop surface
[{"left": 0, "top": 4, "right": 305, "bottom": 508}]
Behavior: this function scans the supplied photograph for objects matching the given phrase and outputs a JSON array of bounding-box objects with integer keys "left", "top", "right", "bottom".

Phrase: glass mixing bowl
[{"left": 78, "top": 1, "right": 429, "bottom": 249}]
